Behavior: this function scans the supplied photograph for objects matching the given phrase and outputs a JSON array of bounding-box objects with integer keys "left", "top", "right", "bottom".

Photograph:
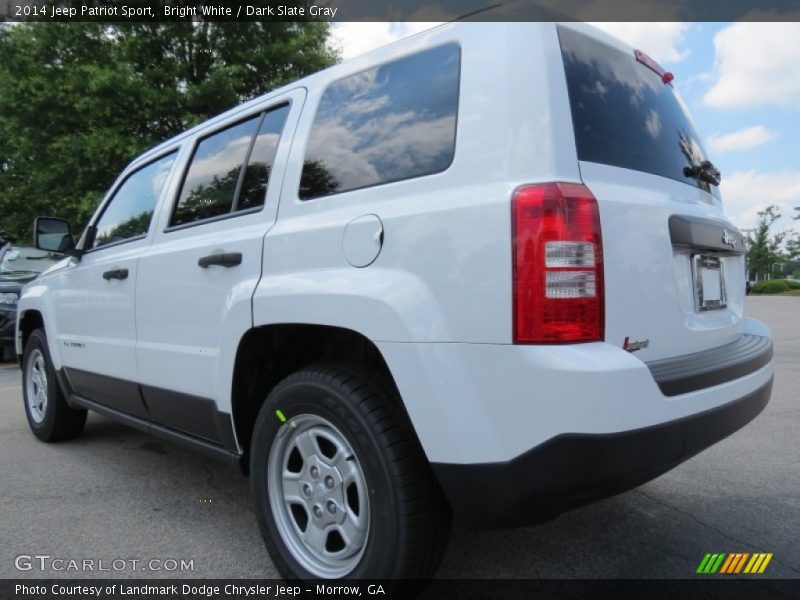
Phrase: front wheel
[
  {"left": 22, "top": 329, "right": 87, "bottom": 442},
  {"left": 250, "top": 365, "right": 450, "bottom": 581}
]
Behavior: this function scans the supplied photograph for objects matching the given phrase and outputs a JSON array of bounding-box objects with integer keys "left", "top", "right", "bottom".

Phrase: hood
[{"left": 0, "top": 273, "right": 37, "bottom": 293}]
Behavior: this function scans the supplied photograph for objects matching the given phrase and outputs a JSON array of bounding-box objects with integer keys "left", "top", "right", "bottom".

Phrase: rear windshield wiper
[{"left": 684, "top": 160, "right": 721, "bottom": 186}]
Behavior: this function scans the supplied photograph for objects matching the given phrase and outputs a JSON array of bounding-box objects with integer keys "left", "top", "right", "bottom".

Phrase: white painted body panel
[
  {"left": 50, "top": 245, "right": 143, "bottom": 382},
  {"left": 15, "top": 277, "right": 63, "bottom": 367}
]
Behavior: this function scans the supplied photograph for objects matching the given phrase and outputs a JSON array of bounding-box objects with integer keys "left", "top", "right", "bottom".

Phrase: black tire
[
  {"left": 22, "top": 329, "right": 87, "bottom": 442},
  {"left": 251, "top": 364, "right": 451, "bottom": 582}
]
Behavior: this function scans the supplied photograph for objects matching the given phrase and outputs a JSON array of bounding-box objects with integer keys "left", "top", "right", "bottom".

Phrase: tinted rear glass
[
  {"left": 558, "top": 26, "right": 718, "bottom": 196},
  {"left": 299, "top": 43, "right": 460, "bottom": 200}
]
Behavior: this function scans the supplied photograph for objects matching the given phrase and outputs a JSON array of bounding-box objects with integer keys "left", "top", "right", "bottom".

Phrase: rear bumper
[
  {"left": 378, "top": 319, "right": 773, "bottom": 528},
  {"left": 432, "top": 376, "right": 772, "bottom": 527},
  {"left": 647, "top": 333, "right": 772, "bottom": 396}
]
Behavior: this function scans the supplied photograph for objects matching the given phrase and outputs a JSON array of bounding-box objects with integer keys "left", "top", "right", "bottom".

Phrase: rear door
[
  {"left": 135, "top": 91, "right": 301, "bottom": 445},
  {"left": 557, "top": 24, "right": 746, "bottom": 362}
]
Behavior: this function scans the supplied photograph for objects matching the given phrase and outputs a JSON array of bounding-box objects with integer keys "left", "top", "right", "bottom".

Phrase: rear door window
[
  {"left": 237, "top": 106, "right": 290, "bottom": 211},
  {"left": 558, "top": 26, "right": 718, "bottom": 196},
  {"left": 171, "top": 117, "right": 260, "bottom": 227},
  {"left": 170, "top": 104, "right": 289, "bottom": 228}
]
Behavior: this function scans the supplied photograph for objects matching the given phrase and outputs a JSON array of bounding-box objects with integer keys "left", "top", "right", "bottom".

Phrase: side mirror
[{"left": 34, "top": 217, "right": 77, "bottom": 255}]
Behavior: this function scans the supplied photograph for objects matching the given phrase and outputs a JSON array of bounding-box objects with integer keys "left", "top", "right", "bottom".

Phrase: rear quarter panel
[{"left": 253, "top": 23, "right": 581, "bottom": 343}]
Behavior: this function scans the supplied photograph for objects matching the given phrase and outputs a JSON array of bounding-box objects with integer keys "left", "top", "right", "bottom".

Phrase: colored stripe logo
[{"left": 697, "top": 553, "right": 773, "bottom": 574}]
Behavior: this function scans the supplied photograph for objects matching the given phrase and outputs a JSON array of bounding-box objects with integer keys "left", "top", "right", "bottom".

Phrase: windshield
[
  {"left": 558, "top": 26, "right": 719, "bottom": 197},
  {"left": 0, "top": 246, "right": 61, "bottom": 275}
]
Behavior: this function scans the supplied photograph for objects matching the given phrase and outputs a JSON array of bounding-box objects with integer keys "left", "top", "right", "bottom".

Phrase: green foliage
[
  {"left": 751, "top": 279, "right": 800, "bottom": 294},
  {"left": 746, "top": 205, "right": 787, "bottom": 281},
  {"left": 786, "top": 236, "right": 800, "bottom": 263},
  {"left": 0, "top": 16, "right": 338, "bottom": 242},
  {"left": 751, "top": 280, "right": 788, "bottom": 294}
]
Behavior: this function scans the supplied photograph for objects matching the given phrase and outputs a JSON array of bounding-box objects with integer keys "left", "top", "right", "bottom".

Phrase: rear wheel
[
  {"left": 251, "top": 365, "right": 450, "bottom": 581},
  {"left": 22, "top": 329, "right": 87, "bottom": 442}
]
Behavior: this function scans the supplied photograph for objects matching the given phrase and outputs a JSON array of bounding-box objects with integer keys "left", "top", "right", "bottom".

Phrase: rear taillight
[{"left": 512, "top": 182, "right": 604, "bottom": 344}]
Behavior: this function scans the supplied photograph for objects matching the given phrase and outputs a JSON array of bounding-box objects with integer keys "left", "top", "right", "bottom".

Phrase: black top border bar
[{"left": 3, "top": 0, "right": 800, "bottom": 22}]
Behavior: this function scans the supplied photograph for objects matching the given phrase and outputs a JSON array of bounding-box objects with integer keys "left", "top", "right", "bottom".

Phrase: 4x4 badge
[{"left": 722, "top": 229, "right": 737, "bottom": 249}]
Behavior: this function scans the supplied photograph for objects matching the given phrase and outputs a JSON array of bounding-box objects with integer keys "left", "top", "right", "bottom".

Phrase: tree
[
  {"left": 0, "top": 15, "right": 337, "bottom": 242},
  {"left": 746, "top": 205, "right": 786, "bottom": 281},
  {"left": 785, "top": 233, "right": 800, "bottom": 275}
]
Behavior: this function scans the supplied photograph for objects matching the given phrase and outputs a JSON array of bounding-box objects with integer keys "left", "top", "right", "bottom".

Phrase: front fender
[{"left": 16, "top": 283, "right": 63, "bottom": 369}]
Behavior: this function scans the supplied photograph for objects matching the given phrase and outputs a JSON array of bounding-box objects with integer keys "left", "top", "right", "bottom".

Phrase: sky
[{"left": 330, "top": 22, "right": 800, "bottom": 237}]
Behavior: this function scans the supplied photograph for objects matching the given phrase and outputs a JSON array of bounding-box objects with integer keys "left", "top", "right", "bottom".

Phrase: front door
[{"left": 53, "top": 151, "right": 179, "bottom": 417}]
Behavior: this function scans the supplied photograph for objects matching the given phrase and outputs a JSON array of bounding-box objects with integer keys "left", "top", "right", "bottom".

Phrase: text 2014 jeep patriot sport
[{"left": 17, "top": 22, "right": 773, "bottom": 581}]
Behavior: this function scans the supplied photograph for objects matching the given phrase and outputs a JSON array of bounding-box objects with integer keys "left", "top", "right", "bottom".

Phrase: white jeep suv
[{"left": 17, "top": 22, "right": 773, "bottom": 582}]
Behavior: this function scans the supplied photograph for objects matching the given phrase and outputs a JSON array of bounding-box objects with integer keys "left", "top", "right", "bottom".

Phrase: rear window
[
  {"left": 299, "top": 43, "right": 460, "bottom": 200},
  {"left": 558, "top": 26, "right": 718, "bottom": 196}
]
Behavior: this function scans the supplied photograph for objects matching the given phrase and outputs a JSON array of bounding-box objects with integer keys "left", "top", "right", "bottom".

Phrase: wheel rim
[
  {"left": 26, "top": 349, "right": 48, "bottom": 424},
  {"left": 267, "top": 413, "right": 370, "bottom": 578}
]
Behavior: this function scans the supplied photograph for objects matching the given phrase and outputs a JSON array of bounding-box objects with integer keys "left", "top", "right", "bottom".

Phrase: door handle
[
  {"left": 198, "top": 252, "right": 242, "bottom": 268},
  {"left": 102, "top": 268, "right": 129, "bottom": 281}
]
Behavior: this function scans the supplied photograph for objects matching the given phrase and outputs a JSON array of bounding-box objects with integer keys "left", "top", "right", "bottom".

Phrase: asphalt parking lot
[{"left": 1, "top": 296, "right": 798, "bottom": 580}]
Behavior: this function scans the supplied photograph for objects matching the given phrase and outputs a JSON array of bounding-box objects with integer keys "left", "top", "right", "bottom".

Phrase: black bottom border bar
[{"left": 3, "top": 579, "right": 798, "bottom": 600}]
